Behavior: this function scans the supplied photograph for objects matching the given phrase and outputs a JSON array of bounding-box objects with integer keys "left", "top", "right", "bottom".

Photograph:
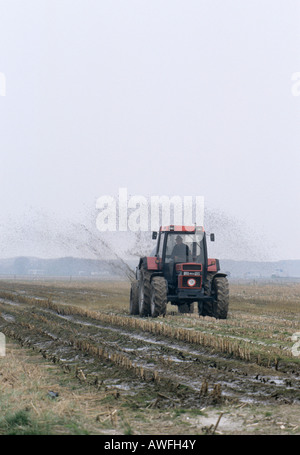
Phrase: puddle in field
[
  {"left": 0, "top": 312, "right": 16, "bottom": 322},
  {"left": 40, "top": 309, "right": 211, "bottom": 356},
  {"left": 106, "top": 379, "right": 146, "bottom": 392},
  {"left": 42, "top": 310, "right": 230, "bottom": 369},
  {"left": 251, "top": 376, "right": 286, "bottom": 386},
  {"left": 160, "top": 355, "right": 187, "bottom": 364},
  {"left": 0, "top": 299, "right": 21, "bottom": 307}
]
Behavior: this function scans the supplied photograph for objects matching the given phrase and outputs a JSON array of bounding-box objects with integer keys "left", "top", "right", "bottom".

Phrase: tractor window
[
  {"left": 165, "top": 232, "right": 204, "bottom": 264},
  {"left": 157, "top": 232, "right": 165, "bottom": 258}
]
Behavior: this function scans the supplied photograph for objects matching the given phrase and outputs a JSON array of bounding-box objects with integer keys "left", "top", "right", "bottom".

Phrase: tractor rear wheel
[
  {"left": 212, "top": 276, "right": 229, "bottom": 319},
  {"left": 138, "top": 269, "right": 151, "bottom": 317},
  {"left": 129, "top": 280, "right": 139, "bottom": 315},
  {"left": 150, "top": 277, "right": 167, "bottom": 318}
]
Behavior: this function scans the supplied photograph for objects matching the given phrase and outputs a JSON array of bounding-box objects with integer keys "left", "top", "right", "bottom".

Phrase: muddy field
[{"left": 0, "top": 278, "right": 299, "bottom": 435}]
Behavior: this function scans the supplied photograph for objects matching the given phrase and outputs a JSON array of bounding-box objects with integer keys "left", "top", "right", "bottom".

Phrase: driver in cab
[{"left": 171, "top": 235, "right": 190, "bottom": 263}]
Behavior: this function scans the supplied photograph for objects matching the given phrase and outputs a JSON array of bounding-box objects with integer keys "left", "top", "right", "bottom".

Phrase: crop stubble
[{"left": 0, "top": 279, "right": 299, "bottom": 411}]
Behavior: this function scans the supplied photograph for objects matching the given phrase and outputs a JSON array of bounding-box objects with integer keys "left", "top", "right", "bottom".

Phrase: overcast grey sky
[{"left": 0, "top": 0, "right": 299, "bottom": 261}]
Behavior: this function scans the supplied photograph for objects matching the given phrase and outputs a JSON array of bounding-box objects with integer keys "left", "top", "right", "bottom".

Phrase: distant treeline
[
  {"left": 0, "top": 256, "right": 135, "bottom": 278},
  {"left": 0, "top": 257, "right": 300, "bottom": 279}
]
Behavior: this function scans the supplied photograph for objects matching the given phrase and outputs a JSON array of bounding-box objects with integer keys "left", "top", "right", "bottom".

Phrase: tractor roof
[{"left": 160, "top": 225, "right": 204, "bottom": 233}]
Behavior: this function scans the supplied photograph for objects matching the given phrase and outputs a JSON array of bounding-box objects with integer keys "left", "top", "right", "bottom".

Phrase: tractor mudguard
[{"left": 212, "top": 272, "right": 227, "bottom": 279}]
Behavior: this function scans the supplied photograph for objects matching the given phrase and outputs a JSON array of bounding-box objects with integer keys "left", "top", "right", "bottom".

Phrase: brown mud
[{"left": 1, "top": 284, "right": 299, "bottom": 411}]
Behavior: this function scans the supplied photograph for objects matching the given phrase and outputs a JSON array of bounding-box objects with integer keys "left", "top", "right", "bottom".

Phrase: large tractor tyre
[
  {"left": 200, "top": 274, "right": 214, "bottom": 317},
  {"left": 138, "top": 269, "right": 151, "bottom": 317},
  {"left": 150, "top": 277, "right": 168, "bottom": 318},
  {"left": 212, "top": 276, "right": 229, "bottom": 319},
  {"left": 178, "top": 302, "right": 195, "bottom": 314},
  {"left": 129, "top": 280, "right": 139, "bottom": 315}
]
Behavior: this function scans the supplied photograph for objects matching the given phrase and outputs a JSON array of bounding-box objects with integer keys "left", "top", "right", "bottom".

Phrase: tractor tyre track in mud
[{"left": 1, "top": 293, "right": 299, "bottom": 409}]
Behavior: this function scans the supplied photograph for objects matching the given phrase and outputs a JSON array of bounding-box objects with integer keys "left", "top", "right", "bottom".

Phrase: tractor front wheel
[
  {"left": 201, "top": 274, "right": 214, "bottom": 317},
  {"left": 212, "top": 276, "right": 229, "bottom": 319}
]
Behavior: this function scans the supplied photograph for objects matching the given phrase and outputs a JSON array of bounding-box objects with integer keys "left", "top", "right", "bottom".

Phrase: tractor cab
[
  {"left": 154, "top": 225, "right": 207, "bottom": 261},
  {"left": 153, "top": 226, "right": 207, "bottom": 292}
]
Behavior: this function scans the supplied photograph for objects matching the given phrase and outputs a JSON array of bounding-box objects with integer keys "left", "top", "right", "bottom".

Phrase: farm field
[{"left": 0, "top": 278, "right": 299, "bottom": 435}]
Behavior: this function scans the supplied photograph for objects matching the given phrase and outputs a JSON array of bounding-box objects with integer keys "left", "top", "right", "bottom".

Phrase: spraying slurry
[{"left": 0, "top": 205, "right": 273, "bottom": 279}]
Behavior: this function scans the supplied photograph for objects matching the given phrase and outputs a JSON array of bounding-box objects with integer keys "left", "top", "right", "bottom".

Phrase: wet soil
[{"left": 1, "top": 295, "right": 299, "bottom": 410}]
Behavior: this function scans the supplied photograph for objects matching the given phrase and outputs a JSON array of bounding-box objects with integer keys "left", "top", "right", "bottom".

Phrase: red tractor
[{"left": 130, "top": 225, "right": 229, "bottom": 319}]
